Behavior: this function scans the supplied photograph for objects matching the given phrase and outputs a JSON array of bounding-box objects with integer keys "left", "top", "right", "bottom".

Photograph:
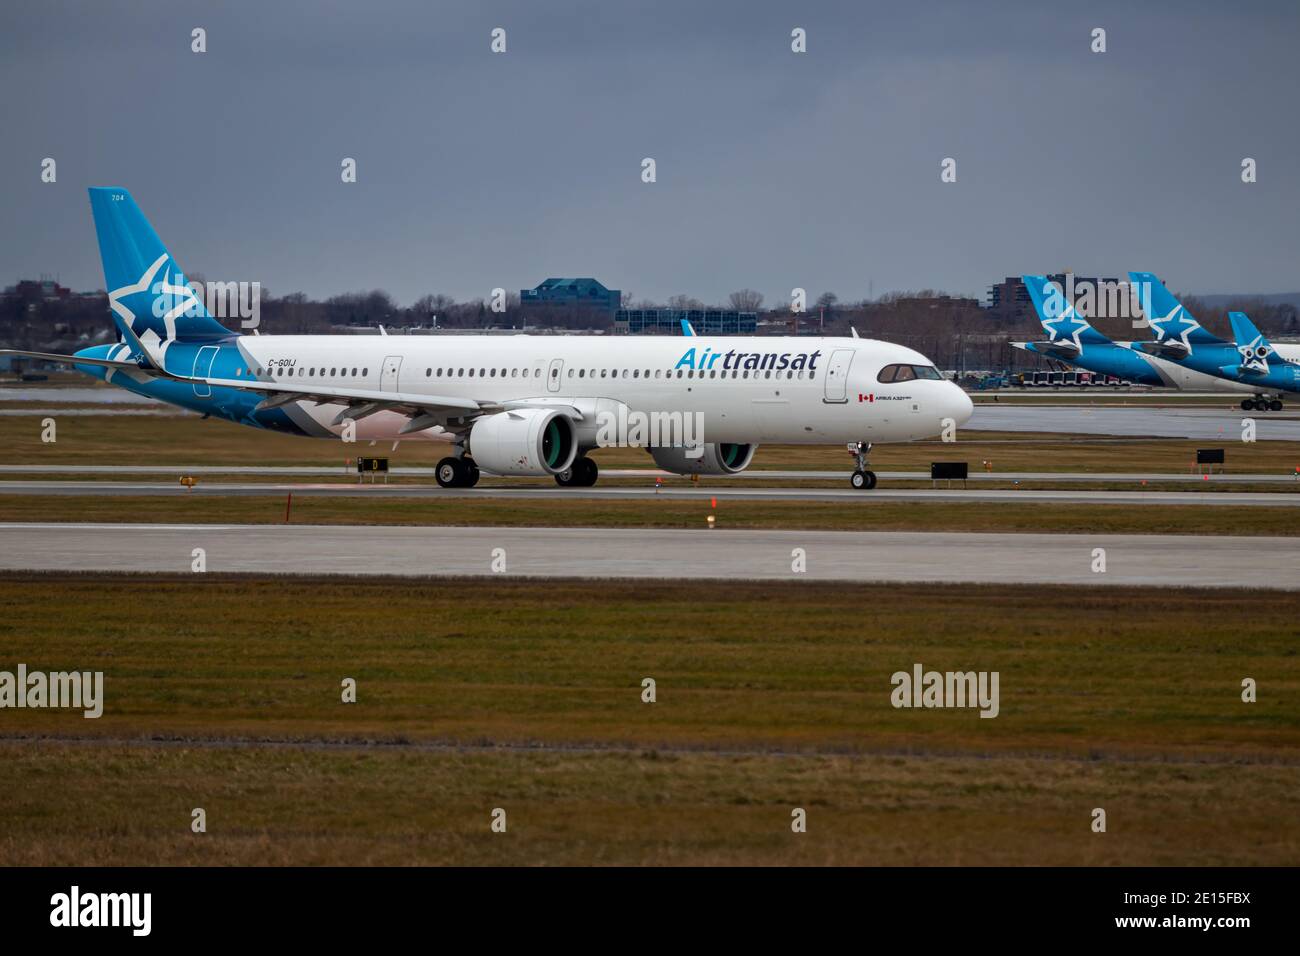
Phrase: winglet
[{"left": 680, "top": 318, "right": 696, "bottom": 336}]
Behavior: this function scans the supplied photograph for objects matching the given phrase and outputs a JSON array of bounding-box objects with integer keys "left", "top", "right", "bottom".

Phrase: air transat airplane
[
  {"left": 1126, "top": 272, "right": 1300, "bottom": 411},
  {"left": 1, "top": 188, "right": 971, "bottom": 490},
  {"left": 1014, "top": 274, "right": 1262, "bottom": 398}
]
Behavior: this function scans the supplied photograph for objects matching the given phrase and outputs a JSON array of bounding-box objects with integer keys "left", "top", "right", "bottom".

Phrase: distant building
[
  {"left": 986, "top": 277, "right": 1033, "bottom": 320},
  {"left": 615, "top": 309, "right": 758, "bottom": 335},
  {"left": 1, "top": 278, "right": 75, "bottom": 302},
  {"left": 521, "top": 277, "right": 622, "bottom": 313},
  {"left": 986, "top": 274, "right": 1122, "bottom": 320}
]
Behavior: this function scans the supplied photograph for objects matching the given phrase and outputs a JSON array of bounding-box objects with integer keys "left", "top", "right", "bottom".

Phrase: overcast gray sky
[{"left": 1, "top": 0, "right": 1296, "bottom": 306}]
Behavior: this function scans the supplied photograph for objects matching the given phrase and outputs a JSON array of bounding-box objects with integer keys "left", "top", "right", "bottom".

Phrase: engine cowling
[
  {"left": 648, "top": 443, "right": 757, "bottom": 475},
  {"left": 469, "top": 409, "right": 578, "bottom": 476}
]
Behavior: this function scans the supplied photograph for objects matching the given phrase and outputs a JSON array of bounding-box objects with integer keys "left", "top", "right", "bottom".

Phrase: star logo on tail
[
  {"left": 1238, "top": 334, "right": 1271, "bottom": 373},
  {"left": 107, "top": 254, "right": 203, "bottom": 348},
  {"left": 1148, "top": 305, "right": 1200, "bottom": 352}
]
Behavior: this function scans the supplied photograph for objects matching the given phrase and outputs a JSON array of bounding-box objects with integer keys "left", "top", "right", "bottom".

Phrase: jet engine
[
  {"left": 469, "top": 409, "right": 578, "bottom": 476},
  {"left": 648, "top": 443, "right": 757, "bottom": 475}
]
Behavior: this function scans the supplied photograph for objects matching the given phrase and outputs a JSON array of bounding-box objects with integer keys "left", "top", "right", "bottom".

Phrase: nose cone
[{"left": 947, "top": 382, "right": 974, "bottom": 427}]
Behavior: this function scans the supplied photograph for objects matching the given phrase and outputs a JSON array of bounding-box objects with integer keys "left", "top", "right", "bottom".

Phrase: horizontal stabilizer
[
  {"left": 0, "top": 348, "right": 144, "bottom": 371},
  {"left": 1022, "top": 339, "right": 1082, "bottom": 357},
  {"left": 1134, "top": 339, "right": 1190, "bottom": 358}
]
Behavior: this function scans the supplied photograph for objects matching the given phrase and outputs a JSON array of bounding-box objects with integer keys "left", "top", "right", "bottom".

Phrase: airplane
[
  {"left": 1013, "top": 274, "right": 1262, "bottom": 398},
  {"left": 1, "top": 187, "right": 972, "bottom": 491},
  {"left": 1126, "top": 272, "right": 1300, "bottom": 411}
]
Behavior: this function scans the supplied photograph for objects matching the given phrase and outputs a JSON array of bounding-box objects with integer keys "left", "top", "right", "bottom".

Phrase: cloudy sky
[{"left": 1, "top": 0, "right": 1297, "bottom": 306}]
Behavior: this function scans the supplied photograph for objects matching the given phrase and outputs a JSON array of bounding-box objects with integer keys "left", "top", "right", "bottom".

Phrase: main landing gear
[
  {"left": 555, "top": 456, "right": 599, "bottom": 487},
  {"left": 848, "top": 441, "right": 877, "bottom": 491},
  {"left": 1241, "top": 396, "right": 1284, "bottom": 412},
  {"left": 435, "top": 455, "right": 480, "bottom": 488}
]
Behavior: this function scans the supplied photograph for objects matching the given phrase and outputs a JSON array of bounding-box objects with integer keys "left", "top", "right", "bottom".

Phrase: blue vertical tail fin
[
  {"left": 1127, "top": 271, "right": 1222, "bottom": 348},
  {"left": 1228, "top": 311, "right": 1275, "bottom": 376},
  {"left": 1022, "top": 274, "right": 1112, "bottom": 349},
  {"left": 88, "top": 187, "right": 234, "bottom": 344}
]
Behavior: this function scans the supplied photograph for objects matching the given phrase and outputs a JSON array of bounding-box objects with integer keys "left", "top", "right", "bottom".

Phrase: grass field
[{"left": 0, "top": 575, "right": 1296, "bottom": 865}]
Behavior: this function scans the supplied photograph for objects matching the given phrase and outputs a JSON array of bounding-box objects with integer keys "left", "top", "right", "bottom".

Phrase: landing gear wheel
[
  {"left": 436, "top": 456, "right": 474, "bottom": 488},
  {"left": 1241, "top": 399, "right": 1255, "bottom": 411},
  {"left": 850, "top": 469, "right": 877, "bottom": 490},
  {"left": 1270, "top": 399, "right": 1284, "bottom": 412},
  {"left": 555, "top": 456, "right": 598, "bottom": 487}
]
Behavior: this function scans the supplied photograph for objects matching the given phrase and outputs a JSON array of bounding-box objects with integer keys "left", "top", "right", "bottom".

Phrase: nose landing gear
[{"left": 848, "top": 442, "right": 877, "bottom": 490}]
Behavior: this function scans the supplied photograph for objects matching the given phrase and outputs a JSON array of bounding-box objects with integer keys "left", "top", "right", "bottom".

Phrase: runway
[
  {"left": 2, "top": 464, "right": 1299, "bottom": 484},
  {"left": 0, "top": 478, "right": 1297, "bottom": 505},
  {"left": 2, "top": 523, "right": 1296, "bottom": 589}
]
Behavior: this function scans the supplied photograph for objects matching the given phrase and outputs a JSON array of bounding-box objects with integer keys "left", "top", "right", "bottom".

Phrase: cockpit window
[{"left": 878, "top": 364, "right": 942, "bottom": 383}]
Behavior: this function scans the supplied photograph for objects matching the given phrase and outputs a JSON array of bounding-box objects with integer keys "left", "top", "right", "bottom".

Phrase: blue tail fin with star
[{"left": 88, "top": 187, "right": 234, "bottom": 344}]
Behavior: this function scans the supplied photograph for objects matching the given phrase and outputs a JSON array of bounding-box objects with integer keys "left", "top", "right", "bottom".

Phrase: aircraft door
[
  {"left": 823, "top": 348, "right": 855, "bottom": 403},
  {"left": 381, "top": 355, "right": 403, "bottom": 392}
]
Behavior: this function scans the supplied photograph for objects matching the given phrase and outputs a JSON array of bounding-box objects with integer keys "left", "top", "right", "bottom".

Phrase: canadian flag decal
[{"left": 858, "top": 393, "right": 874, "bottom": 403}]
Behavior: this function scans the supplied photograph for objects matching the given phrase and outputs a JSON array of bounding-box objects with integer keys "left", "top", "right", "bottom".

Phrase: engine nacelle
[
  {"left": 469, "top": 409, "right": 578, "bottom": 476},
  {"left": 648, "top": 442, "right": 757, "bottom": 476}
]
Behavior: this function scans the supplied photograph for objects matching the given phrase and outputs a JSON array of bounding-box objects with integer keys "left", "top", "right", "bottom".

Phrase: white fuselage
[{"left": 222, "top": 334, "right": 974, "bottom": 446}]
